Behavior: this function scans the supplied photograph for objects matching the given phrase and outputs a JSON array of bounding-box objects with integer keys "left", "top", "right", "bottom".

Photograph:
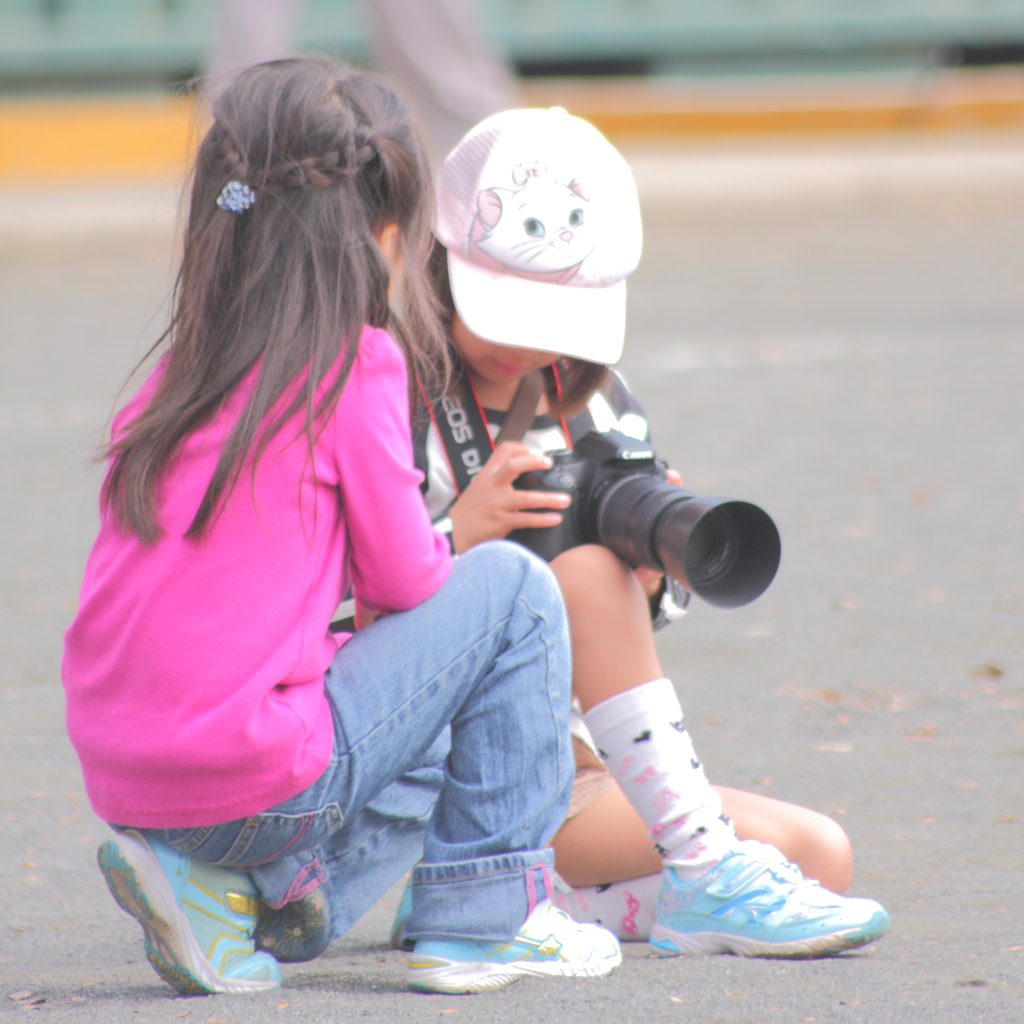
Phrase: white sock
[
  {"left": 583, "top": 679, "right": 737, "bottom": 877},
  {"left": 552, "top": 874, "right": 660, "bottom": 941}
]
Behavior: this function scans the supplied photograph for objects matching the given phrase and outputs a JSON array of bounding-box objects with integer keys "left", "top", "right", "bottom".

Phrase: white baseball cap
[{"left": 434, "top": 107, "right": 642, "bottom": 365}]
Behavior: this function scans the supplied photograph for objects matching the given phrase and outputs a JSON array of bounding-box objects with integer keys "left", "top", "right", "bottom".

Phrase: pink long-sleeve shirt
[{"left": 62, "top": 326, "right": 451, "bottom": 828}]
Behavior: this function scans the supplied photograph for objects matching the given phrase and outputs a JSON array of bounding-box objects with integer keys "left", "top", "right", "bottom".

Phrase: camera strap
[
  {"left": 420, "top": 357, "right": 577, "bottom": 496},
  {"left": 417, "top": 358, "right": 495, "bottom": 495},
  {"left": 494, "top": 369, "right": 546, "bottom": 445}
]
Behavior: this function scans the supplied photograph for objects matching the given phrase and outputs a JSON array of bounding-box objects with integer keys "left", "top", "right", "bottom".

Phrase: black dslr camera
[{"left": 508, "top": 430, "right": 781, "bottom": 608}]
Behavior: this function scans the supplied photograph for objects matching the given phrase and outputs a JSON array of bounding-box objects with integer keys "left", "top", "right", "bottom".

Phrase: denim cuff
[{"left": 404, "top": 849, "right": 556, "bottom": 944}]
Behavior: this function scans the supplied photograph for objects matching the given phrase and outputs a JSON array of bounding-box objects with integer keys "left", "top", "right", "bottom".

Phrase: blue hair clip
[{"left": 217, "top": 180, "right": 257, "bottom": 214}]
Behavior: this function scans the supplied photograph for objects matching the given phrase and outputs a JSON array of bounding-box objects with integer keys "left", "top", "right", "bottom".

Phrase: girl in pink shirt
[{"left": 62, "top": 59, "right": 620, "bottom": 997}]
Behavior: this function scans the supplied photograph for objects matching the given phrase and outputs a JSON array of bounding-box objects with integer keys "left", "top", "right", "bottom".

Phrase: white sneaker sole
[
  {"left": 650, "top": 912, "right": 889, "bottom": 960},
  {"left": 98, "top": 835, "right": 280, "bottom": 995},
  {"left": 408, "top": 947, "right": 622, "bottom": 994}
]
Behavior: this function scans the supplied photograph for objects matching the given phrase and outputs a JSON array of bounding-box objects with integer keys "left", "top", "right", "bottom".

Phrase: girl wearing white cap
[{"left": 411, "top": 106, "right": 891, "bottom": 957}]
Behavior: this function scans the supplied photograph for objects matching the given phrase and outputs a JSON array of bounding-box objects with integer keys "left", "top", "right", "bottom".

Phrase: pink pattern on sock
[
  {"left": 652, "top": 786, "right": 680, "bottom": 814},
  {"left": 651, "top": 815, "right": 687, "bottom": 837},
  {"left": 682, "top": 840, "right": 707, "bottom": 860},
  {"left": 633, "top": 765, "right": 658, "bottom": 785},
  {"left": 620, "top": 891, "right": 642, "bottom": 937},
  {"left": 616, "top": 754, "right": 635, "bottom": 780}
]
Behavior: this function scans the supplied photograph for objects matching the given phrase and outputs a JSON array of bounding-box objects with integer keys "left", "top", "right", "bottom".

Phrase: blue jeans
[{"left": 144, "top": 542, "right": 574, "bottom": 944}]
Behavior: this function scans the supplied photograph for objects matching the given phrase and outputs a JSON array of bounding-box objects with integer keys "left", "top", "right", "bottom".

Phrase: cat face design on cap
[{"left": 469, "top": 161, "right": 594, "bottom": 282}]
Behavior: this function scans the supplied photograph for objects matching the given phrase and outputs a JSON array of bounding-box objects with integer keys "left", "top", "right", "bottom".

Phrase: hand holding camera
[
  {"left": 447, "top": 442, "right": 572, "bottom": 553},
  {"left": 508, "top": 430, "right": 782, "bottom": 608}
]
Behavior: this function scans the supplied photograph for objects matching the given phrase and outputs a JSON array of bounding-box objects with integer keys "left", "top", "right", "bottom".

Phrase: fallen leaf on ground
[
  {"left": 816, "top": 689, "right": 846, "bottom": 704},
  {"left": 8, "top": 992, "right": 33, "bottom": 1002},
  {"left": 913, "top": 816, "right": 938, "bottom": 823},
  {"left": 973, "top": 663, "right": 1004, "bottom": 678}
]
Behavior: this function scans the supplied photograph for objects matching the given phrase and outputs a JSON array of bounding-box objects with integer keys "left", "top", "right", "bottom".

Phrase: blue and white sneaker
[
  {"left": 650, "top": 841, "right": 889, "bottom": 959},
  {"left": 388, "top": 876, "right": 414, "bottom": 951},
  {"left": 98, "top": 830, "right": 282, "bottom": 994},
  {"left": 408, "top": 899, "right": 622, "bottom": 994}
]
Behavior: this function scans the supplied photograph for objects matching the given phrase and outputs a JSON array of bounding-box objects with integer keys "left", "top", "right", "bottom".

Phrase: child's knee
[
  {"left": 801, "top": 810, "right": 854, "bottom": 893},
  {"left": 552, "top": 544, "right": 631, "bottom": 600},
  {"left": 463, "top": 538, "right": 547, "bottom": 581},
  {"left": 820, "top": 816, "right": 854, "bottom": 892},
  {"left": 463, "top": 540, "right": 566, "bottom": 622}
]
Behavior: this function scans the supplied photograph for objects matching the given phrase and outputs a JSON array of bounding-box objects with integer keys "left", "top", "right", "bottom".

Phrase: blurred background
[
  {"left": 5, "top": 0, "right": 1024, "bottom": 187},
  {"left": 2, "top": 4, "right": 1023, "bottom": 1021}
]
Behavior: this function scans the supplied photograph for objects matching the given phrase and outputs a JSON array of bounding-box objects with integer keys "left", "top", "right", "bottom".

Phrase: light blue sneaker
[
  {"left": 650, "top": 841, "right": 890, "bottom": 959},
  {"left": 408, "top": 899, "right": 622, "bottom": 994},
  {"left": 98, "top": 830, "right": 282, "bottom": 994},
  {"left": 388, "top": 876, "right": 414, "bottom": 951}
]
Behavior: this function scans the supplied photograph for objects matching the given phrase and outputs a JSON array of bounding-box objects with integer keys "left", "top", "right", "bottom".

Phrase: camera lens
[
  {"left": 656, "top": 498, "right": 781, "bottom": 608},
  {"left": 684, "top": 513, "right": 718, "bottom": 569},
  {"left": 684, "top": 508, "right": 740, "bottom": 585},
  {"left": 593, "top": 475, "right": 682, "bottom": 571}
]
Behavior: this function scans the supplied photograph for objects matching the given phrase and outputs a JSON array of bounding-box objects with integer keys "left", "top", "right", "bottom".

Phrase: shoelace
[{"left": 743, "top": 842, "right": 817, "bottom": 888}]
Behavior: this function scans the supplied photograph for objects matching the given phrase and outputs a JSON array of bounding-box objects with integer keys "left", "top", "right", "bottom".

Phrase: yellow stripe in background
[
  {"left": 523, "top": 68, "right": 1024, "bottom": 138},
  {"left": 3, "top": 69, "right": 1024, "bottom": 185},
  {"left": 0, "top": 95, "right": 201, "bottom": 184}
]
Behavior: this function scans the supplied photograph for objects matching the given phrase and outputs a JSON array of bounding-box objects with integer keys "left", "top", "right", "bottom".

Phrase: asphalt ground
[{"left": 1, "top": 140, "right": 1023, "bottom": 1022}]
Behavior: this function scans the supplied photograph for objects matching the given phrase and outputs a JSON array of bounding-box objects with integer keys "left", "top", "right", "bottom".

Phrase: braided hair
[{"left": 103, "top": 57, "right": 447, "bottom": 542}]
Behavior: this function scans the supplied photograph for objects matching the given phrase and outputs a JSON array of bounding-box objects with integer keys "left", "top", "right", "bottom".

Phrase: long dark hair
[
  {"left": 103, "top": 57, "right": 447, "bottom": 543},
  {"left": 426, "top": 239, "right": 607, "bottom": 416}
]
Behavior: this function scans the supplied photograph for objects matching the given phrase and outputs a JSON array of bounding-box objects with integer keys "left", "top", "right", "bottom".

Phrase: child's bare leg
[
  {"left": 553, "top": 783, "right": 853, "bottom": 894},
  {"left": 551, "top": 544, "right": 735, "bottom": 875},
  {"left": 716, "top": 788, "right": 853, "bottom": 894},
  {"left": 550, "top": 544, "right": 662, "bottom": 709},
  {"left": 548, "top": 546, "right": 852, "bottom": 888},
  {"left": 552, "top": 784, "right": 660, "bottom": 886},
  {"left": 547, "top": 544, "right": 887, "bottom": 954}
]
